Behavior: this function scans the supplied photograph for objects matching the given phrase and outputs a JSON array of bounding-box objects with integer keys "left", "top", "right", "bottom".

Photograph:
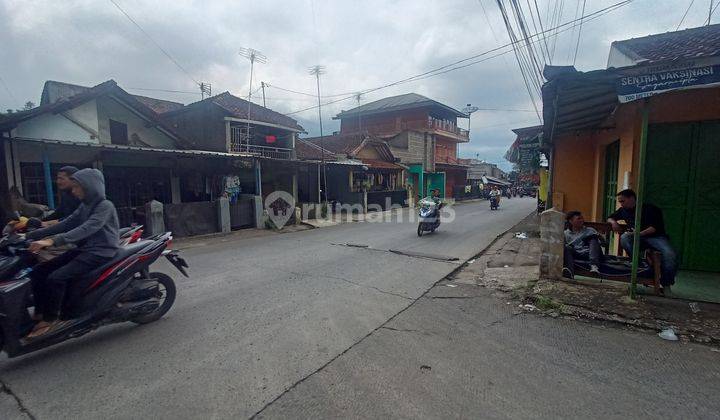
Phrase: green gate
[{"left": 645, "top": 122, "right": 720, "bottom": 272}]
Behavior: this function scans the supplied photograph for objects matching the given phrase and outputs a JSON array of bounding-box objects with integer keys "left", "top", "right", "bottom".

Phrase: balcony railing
[
  {"left": 355, "top": 118, "right": 469, "bottom": 140},
  {"left": 230, "top": 126, "right": 293, "bottom": 159}
]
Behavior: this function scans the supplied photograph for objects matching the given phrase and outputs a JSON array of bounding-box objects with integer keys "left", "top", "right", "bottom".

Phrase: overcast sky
[{"left": 0, "top": 0, "right": 714, "bottom": 170}]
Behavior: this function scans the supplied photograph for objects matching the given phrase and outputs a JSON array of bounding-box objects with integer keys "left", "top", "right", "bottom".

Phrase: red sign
[{"left": 265, "top": 135, "right": 277, "bottom": 144}]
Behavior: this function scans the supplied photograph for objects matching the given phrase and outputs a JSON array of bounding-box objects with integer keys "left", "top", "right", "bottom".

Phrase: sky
[{"left": 0, "top": 0, "right": 716, "bottom": 171}]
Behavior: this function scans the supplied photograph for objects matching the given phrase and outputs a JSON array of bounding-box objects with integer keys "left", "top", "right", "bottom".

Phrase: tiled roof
[
  {"left": 611, "top": 23, "right": 720, "bottom": 65},
  {"left": 132, "top": 95, "right": 184, "bottom": 114},
  {"left": 40, "top": 80, "right": 185, "bottom": 114},
  {"left": 304, "top": 133, "right": 366, "bottom": 155},
  {"left": 295, "top": 138, "right": 337, "bottom": 161},
  {"left": 334, "top": 93, "right": 468, "bottom": 119},
  {"left": 178, "top": 92, "right": 304, "bottom": 132}
]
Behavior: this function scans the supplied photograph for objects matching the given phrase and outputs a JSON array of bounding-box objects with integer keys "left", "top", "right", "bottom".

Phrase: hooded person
[{"left": 25, "top": 168, "right": 119, "bottom": 338}]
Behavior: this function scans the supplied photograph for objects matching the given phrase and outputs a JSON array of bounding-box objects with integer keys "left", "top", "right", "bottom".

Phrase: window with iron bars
[{"left": 230, "top": 125, "right": 251, "bottom": 153}]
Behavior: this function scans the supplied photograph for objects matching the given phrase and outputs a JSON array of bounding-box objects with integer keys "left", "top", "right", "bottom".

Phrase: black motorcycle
[{"left": 0, "top": 231, "right": 188, "bottom": 358}]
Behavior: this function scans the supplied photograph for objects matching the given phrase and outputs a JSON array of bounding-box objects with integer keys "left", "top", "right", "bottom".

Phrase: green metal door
[
  {"left": 426, "top": 173, "right": 446, "bottom": 198},
  {"left": 602, "top": 141, "right": 620, "bottom": 220},
  {"left": 686, "top": 122, "right": 720, "bottom": 271},
  {"left": 645, "top": 122, "right": 720, "bottom": 272}
]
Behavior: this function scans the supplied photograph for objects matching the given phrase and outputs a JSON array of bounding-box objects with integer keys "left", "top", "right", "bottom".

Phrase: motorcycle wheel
[
  {"left": 417, "top": 223, "right": 424, "bottom": 237},
  {"left": 131, "top": 272, "right": 177, "bottom": 325}
]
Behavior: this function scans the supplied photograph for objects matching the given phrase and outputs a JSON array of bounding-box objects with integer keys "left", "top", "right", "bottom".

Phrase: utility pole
[
  {"left": 309, "top": 65, "right": 328, "bottom": 203},
  {"left": 261, "top": 81, "right": 267, "bottom": 108},
  {"left": 239, "top": 48, "right": 267, "bottom": 151}
]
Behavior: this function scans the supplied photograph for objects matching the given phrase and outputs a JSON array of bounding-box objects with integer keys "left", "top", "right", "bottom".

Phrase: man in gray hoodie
[{"left": 25, "top": 168, "right": 119, "bottom": 337}]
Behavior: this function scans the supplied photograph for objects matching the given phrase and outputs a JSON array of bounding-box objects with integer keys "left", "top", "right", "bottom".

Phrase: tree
[{"left": 22, "top": 101, "right": 35, "bottom": 111}]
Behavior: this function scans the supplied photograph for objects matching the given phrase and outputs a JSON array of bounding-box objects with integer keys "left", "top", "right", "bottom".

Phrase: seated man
[
  {"left": 563, "top": 211, "right": 602, "bottom": 278},
  {"left": 607, "top": 189, "right": 678, "bottom": 295},
  {"left": 25, "top": 168, "right": 119, "bottom": 338}
]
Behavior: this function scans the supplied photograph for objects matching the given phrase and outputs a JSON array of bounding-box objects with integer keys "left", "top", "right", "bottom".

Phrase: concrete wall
[
  {"left": 387, "top": 130, "right": 432, "bottom": 168},
  {"left": 96, "top": 96, "right": 176, "bottom": 149},
  {"left": 12, "top": 100, "right": 99, "bottom": 142}
]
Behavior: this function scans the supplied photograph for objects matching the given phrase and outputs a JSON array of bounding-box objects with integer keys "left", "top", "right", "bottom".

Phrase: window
[{"left": 109, "top": 119, "right": 129, "bottom": 145}]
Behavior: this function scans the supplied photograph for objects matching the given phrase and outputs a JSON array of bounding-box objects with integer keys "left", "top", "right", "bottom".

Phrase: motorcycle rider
[
  {"left": 41, "top": 166, "right": 81, "bottom": 226},
  {"left": 489, "top": 185, "right": 502, "bottom": 206},
  {"left": 25, "top": 168, "right": 119, "bottom": 338}
]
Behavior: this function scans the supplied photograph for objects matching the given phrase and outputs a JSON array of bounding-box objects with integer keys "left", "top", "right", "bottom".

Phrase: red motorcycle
[{"left": 0, "top": 231, "right": 188, "bottom": 358}]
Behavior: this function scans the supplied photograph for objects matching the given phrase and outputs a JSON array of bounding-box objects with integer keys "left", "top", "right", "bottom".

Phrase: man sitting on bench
[
  {"left": 563, "top": 211, "right": 602, "bottom": 278},
  {"left": 607, "top": 189, "right": 678, "bottom": 295}
]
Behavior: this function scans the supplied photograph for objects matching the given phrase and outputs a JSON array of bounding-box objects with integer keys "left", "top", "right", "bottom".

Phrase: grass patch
[{"left": 534, "top": 295, "right": 563, "bottom": 311}]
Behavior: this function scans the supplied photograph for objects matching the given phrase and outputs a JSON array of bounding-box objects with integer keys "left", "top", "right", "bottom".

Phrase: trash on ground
[
  {"left": 519, "top": 304, "right": 537, "bottom": 311},
  {"left": 689, "top": 302, "right": 700, "bottom": 313},
  {"left": 467, "top": 259, "right": 476, "bottom": 264},
  {"left": 658, "top": 328, "right": 679, "bottom": 341},
  {"left": 504, "top": 264, "right": 509, "bottom": 268},
  {"left": 515, "top": 232, "right": 528, "bottom": 239},
  {"left": 446, "top": 284, "right": 457, "bottom": 288}
]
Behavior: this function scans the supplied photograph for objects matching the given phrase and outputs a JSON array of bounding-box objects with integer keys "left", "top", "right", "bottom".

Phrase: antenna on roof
[
  {"left": 239, "top": 48, "right": 268, "bottom": 150},
  {"left": 309, "top": 64, "right": 328, "bottom": 203},
  {"left": 199, "top": 82, "right": 212, "bottom": 99},
  {"left": 354, "top": 92, "right": 363, "bottom": 134}
]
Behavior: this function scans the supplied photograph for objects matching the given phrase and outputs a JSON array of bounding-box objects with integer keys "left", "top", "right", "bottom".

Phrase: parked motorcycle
[
  {"left": 490, "top": 196, "right": 500, "bottom": 210},
  {"left": 417, "top": 197, "right": 441, "bottom": 237},
  {"left": 0, "top": 230, "right": 188, "bottom": 358}
]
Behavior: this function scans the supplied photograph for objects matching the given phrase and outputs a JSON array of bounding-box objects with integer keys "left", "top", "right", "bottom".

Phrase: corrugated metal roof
[{"left": 334, "top": 93, "right": 468, "bottom": 119}]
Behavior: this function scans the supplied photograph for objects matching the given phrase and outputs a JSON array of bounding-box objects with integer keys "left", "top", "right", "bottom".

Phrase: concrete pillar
[
  {"left": 253, "top": 195, "right": 264, "bottom": 228},
  {"left": 540, "top": 208, "right": 565, "bottom": 280},
  {"left": 362, "top": 190, "right": 368, "bottom": 214},
  {"left": 171, "top": 176, "right": 181, "bottom": 204},
  {"left": 292, "top": 173, "right": 298, "bottom": 203},
  {"left": 144, "top": 200, "right": 165, "bottom": 236},
  {"left": 217, "top": 196, "right": 231, "bottom": 233}
]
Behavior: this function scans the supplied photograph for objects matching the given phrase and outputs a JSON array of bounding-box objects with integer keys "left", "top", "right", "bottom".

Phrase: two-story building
[{"left": 334, "top": 93, "right": 470, "bottom": 201}]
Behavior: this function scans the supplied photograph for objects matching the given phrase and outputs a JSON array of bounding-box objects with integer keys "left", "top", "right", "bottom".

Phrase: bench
[{"left": 573, "top": 222, "right": 662, "bottom": 295}]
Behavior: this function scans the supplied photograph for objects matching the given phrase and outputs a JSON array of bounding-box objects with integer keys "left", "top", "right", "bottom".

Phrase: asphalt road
[{"left": 0, "top": 197, "right": 536, "bottom": 419}]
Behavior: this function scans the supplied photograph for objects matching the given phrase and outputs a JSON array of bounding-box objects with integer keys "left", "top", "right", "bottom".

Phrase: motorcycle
[
  {"left": 0, "top": 230, "right": 188, "bottom": 358},
  {"left": 417, "top": 197, "right": 442, "bottom": 237},
  {"left": 490, "top": 196, "right": 500, "bottom": 210}
]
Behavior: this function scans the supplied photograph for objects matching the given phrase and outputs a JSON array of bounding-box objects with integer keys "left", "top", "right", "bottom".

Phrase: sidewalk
[{"left": 448, "top": 213, "right": 720, "bottom": 345}]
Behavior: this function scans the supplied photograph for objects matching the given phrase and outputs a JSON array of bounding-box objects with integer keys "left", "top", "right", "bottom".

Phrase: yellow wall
[{"left": 552, "top": 86, "right": 720, "bottom": 222}]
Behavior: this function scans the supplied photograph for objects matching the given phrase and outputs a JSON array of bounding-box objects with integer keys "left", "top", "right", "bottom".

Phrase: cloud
[{"left": 0, "top": 0, "right": 713, "bottom": 171}]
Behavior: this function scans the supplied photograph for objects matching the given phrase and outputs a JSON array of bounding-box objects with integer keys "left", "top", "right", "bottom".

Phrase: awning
[
  {"left": 542, "top": 66, "right": 619, "bottom": 142},
  {"left": 482, "top": 175, "right": 511, "bottom": 186},
  {"left": 360, "top": 159, "right": 406, "bottom": 170}
]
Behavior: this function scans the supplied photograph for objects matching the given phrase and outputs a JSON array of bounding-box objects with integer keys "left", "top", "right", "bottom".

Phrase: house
[
  {"left": 302, "top": 133, "right": 407, "bottom": 211},
  {"left": 505, "top": 125, "right": 542, "bottom": 187},
  {"left": 0, "top": 80, "right": 268, "bottom": 235},
  {"left": 334, "top": 93, "right": 470, "bottom": 201},
  {"left": 464, "top": 159, "right": 507, "bottom": 183},
  {"left": 543, "top": 24, "right": 720, "bottom": 301},
  {"left": 159, "top": 92, "right": 306, "bottom": 207}
]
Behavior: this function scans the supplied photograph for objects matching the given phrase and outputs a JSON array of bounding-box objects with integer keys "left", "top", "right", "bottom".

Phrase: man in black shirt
[
  {"left": 607, "top": 189, "right": 678, "bottom": 293},
  {"left": 41, "top": 166, "right": 81, "bottom": 226}
]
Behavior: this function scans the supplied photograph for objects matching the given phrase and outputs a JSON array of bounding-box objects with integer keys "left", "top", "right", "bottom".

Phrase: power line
[
  {"left": 285, "top": 0, "right": 634, "bottom": 116},
  {"left": 676, "top": 0, "right": 696, "bottom": 30},
  {"left": 0, "top": 74, "right": 18, "bottom": 106},
  {"left": 572, "top": 0, "right": 587, "bottom": 65},
  {"left": 126, "top": 87, "right": 200, "bottom": 95},
  {"left": 108, "top": 0, "right": 199, "bottom": 86}
]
